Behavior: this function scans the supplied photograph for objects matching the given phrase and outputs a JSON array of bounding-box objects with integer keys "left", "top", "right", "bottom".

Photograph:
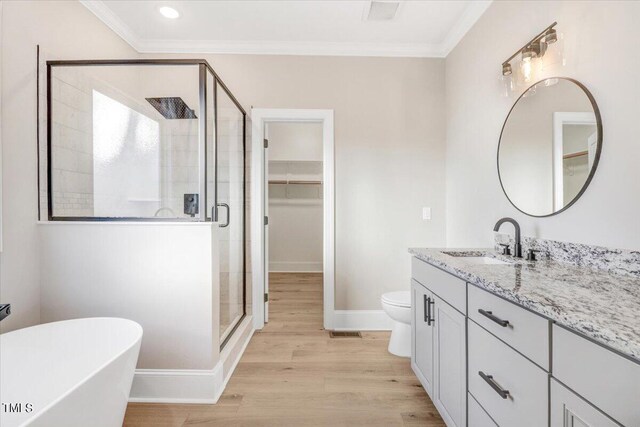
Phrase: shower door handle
[{"left": 216, "top": 203, "right": 230, "bottom": 228}]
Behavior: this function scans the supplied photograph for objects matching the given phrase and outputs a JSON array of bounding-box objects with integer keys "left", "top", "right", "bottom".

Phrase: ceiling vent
[{"left": 365, "top": 1, "right": 400, "bottom": 21}]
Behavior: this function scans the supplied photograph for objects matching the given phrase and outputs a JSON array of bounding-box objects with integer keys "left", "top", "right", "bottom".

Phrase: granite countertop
[{"left": 409, "top": 248, "right": 640, "bottom": 363}]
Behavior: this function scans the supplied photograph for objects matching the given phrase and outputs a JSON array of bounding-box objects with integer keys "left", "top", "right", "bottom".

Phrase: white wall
[
  {"left": 0, "top": 0, "right": 139, "bottom": 332},
  {"left": 149, "top": 53, "right": 447, "bottom": 310},
  {"left": 268, "top": 122, "right": 323, "bottom": 272},
  {"left": 268, "top": 122, "right": 323, "bottom": 161},
  {"left": 39, "top": 223, "right": 219, "bottom": 370},
  {"left": 446, "top": 1, "right": 640, "bottom": 251}
]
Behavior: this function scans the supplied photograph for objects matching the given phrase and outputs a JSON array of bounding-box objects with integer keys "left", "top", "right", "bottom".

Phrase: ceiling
[{"left": 81, "top": 0, "right": 492, "bottom": 58}]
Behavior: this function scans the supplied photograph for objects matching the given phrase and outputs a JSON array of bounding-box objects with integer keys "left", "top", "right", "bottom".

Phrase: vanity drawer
[
  {"left": 411, "top": 257, "right": 466, "bottom": 313},
  {"left": 468, "top": 393, "right": 497, "bottom": 427},
  {"left": 468, "top": 321, "right": 548, "bottom": 426},
  {"left": 468, "top": 285, "right": 550, "bottom": 370},
  {"left": 553, "top": 325, "right": 640, "bottom": 427}
]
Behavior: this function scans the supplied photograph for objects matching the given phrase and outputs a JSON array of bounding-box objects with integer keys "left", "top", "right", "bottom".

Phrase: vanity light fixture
[
  {"left": 159, "top": 6, "right": 180, "bottom": 19},
  {"left": 501, "top": 22, "right": 559, "bottom": 80}
]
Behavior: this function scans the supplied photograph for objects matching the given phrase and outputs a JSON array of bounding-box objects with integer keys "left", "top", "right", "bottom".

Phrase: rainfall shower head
[{"left": 146, "top": 97, "right": 197, "bottom": 119}]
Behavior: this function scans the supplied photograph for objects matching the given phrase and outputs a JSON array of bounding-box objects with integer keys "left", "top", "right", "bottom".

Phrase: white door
[
  {"left": 433, "top": 295, "right": 466, "bottom": 427},
  {"left": 411, "top": 279, "right": 435, "bottom": 396},
  {"left": 263, "top": 125, "right": 270, "bottom": 323}
]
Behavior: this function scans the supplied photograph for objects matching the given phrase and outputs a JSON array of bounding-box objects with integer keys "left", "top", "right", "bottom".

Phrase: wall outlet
[{"left": 422, "top": 207, "right": 432, "bottom": 220}]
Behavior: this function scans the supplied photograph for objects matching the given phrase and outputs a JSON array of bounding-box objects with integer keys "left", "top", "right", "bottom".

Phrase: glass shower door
[{"left": 215, "top": 81, "right": 245, "bottom": 346}]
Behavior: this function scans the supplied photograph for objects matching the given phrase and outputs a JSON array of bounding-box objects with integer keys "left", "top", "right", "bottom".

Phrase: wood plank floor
[{"left": 124, "top": 273, "right": 444, "bottom": 426}]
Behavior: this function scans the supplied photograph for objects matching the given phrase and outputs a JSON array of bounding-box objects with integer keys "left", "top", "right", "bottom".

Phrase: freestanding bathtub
[{"left": 0, "top": 318, "right": 142, "bottom": 427}]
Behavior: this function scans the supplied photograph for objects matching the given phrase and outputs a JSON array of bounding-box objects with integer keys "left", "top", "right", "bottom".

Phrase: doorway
[{"left": 251, "top": 109, "right": 335, "bottom": 330}]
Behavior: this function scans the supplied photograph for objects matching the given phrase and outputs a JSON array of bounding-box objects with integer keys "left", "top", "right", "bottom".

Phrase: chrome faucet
[{"left": 493, "top": 218, "right": 522, "bottom": 258}]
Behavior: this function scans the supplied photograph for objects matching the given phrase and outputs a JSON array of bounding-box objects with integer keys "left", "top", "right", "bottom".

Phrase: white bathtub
[{"left": 0, "top": 318, "right": 142, "bottom": 427}]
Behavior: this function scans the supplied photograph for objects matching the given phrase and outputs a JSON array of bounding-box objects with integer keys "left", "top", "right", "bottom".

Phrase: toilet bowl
[{"left": 381, "top": 291, "right": 411, "bottom": 358}]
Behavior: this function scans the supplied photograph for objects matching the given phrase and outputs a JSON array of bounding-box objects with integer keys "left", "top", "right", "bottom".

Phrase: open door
[{"left": 263, "top": 125, "right": 270, "bottom": 323}]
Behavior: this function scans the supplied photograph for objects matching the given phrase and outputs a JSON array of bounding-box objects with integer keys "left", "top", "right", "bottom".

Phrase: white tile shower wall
[
  {"left": 50, "top": 69, "right": 94, "bottom": 217},
  {"left": 161, "top": 119, "right": 200, "bottom": 218}
]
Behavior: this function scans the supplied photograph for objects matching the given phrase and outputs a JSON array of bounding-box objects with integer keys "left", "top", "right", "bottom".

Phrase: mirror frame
[{"left": 497, "top": 77, "right": 603, "bottom": 217}]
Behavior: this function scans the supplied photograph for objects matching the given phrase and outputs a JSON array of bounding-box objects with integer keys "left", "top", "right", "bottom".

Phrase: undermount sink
[
  {"left": 459, "top": 256, "right": 512, "bottom": 265},
  {"left": 441, "top": 251, "right": 513, "bottom": 265}
]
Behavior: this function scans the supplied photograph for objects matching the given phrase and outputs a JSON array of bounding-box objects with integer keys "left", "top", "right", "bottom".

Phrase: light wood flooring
[{"left": 124, "top": 272, "right": 445, "bottom": 426}]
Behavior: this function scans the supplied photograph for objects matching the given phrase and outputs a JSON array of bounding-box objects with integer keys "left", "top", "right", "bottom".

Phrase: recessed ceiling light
[{"left": 159, "top": 6, "right": 180, "bottom": 19}]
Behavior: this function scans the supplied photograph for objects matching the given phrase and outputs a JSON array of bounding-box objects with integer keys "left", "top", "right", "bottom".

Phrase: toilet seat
[{"left": 381, "top": 291, "right": 411, "bottom": 308}]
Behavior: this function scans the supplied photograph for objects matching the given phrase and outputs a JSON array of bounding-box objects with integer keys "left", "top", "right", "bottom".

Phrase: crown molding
[
  {"left": 80, "top": 0, "right": 492, "bottom": 58},
  {"left": 80, "top": 0, "right": 144, "bottom": 51},
  {"left": 136, "top": 39, "right": 447, "bottom": 58},
  {"left": 440, "top": 1, "right": 492, "bottom": 56}
]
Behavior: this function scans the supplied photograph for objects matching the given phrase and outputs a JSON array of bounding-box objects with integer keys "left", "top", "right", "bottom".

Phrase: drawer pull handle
[
  {"left": 479, "top": 371, "right": 510, "bottom": 399},
  {"left": 478, "top": 309, "right": 509, "bottom": 327}
]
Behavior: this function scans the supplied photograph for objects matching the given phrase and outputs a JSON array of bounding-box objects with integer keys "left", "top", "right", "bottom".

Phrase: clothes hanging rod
[
  {"left": 268, "top": 180, "right": 323, "bottom": 185},
  {"left": 563, "top": 150, "right": 588, "bottom": 160}
]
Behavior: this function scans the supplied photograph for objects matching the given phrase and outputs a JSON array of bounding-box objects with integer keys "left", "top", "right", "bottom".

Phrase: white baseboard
[
  {"left": 129, "top": 316, "right": 255, "bottom": 404},
  {"left": 269, "top": 261, "right": 323, "bottom": 272},
  {"left": 129, "top": 366, "right": 223, "bottom": 404},
  {"left": 332, "top": 310, "right": 393, "bottom": 331},
  {"left": 217, "top": 316, "right": 255, "bottom": 401}
]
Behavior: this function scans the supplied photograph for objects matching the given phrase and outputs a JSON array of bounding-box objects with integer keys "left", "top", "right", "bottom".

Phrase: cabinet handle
[
  {"left": 479, "top": 371, "right": 510, "bottom": 399},
  {"left": 427, "top": 297, "right": 435, "bottom": 326},
  {"left": 478, "top": 309, "right": 509, "bottom": 327},
  {"left": 423, "top": 295, "right": 429, "bottom": 323},
  {"left": 423, "top": 295, "right": 435, "bottom": 326}
]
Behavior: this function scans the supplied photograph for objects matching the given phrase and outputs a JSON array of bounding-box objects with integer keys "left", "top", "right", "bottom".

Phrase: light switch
[{"left": 422, "top": 207, "right": 432, "bottom": 220}]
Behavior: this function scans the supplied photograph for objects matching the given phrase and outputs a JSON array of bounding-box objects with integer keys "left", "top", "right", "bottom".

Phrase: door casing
[{"left": 250, "top": 108, "right": 335, "bottom": 330}]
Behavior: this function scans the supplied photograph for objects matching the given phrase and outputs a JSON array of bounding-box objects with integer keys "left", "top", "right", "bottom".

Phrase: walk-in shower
[{"left": 40, "top": 59, "right": 247, "bottom": 347}]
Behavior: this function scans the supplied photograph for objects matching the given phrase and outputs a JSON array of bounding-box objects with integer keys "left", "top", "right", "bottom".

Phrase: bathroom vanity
[{"left": 409, "top": 247, "right": 640, "bottom": 427}]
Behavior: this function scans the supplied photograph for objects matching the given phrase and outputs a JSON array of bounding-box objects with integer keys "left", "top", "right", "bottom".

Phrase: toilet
[{"left": 381, "top": 291, "right": 411, "bottom": 358}]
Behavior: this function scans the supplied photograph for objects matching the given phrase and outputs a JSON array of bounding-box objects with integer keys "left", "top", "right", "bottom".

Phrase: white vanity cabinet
[
  {"left": 411, "top": 261, "right": 467, "bottom": 427},
  {"left": 553, "top": 325, "right": 640, "bottom": 427},
  {"left": 412, "top": 279, "right": 435, "bottom": 395},
  {"left": 550, "top": 379, "right": 618, "bottom": 427},
  {"left": 432, "top": 293, "right": 467, "bottom": 426},
  {"left": 411, "top": 256, "right": 640, "bottom": 427}
]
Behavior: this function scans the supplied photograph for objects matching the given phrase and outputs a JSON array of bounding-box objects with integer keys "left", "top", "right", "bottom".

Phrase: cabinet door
[
  {"left": 433, "top": 295, "right": 467, "bottom": 427},
  {"left": 551, "top": 379, "right": 618, "bottom": 427},
  {"left": 411, "top": 279, "right": 435, "bottom": 397}
]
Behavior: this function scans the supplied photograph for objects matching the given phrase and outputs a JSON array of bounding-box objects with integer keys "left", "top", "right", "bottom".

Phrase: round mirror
[{"left": 498, "top": 78, "right": 602, "bottom": 217}]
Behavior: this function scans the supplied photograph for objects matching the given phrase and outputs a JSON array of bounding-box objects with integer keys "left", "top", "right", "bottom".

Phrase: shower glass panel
[
  {"left": 216, "top": 82, "right": 246, "bottom": 345},
  {"left": 44, "top": 60, "right": 247, "bottom": 348},
  {"left": 46, "top": 64, "right": 202, "bottom": 220}
]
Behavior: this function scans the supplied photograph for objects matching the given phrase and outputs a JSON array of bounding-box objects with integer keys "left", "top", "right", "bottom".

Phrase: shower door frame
[{"left": 42, "top": 58, "right": 247, "bottom": 349}]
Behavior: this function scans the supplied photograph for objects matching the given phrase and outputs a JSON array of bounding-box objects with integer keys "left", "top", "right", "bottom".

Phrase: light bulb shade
[
  {"left": 521, "top": 46, "right": 538, "bottom": 61},
  {"left": 544, "top": 28, "right": 558, "bottom": 44},
  {"left": 502, "top": 63, "right": 512, "bottom": 76}
]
